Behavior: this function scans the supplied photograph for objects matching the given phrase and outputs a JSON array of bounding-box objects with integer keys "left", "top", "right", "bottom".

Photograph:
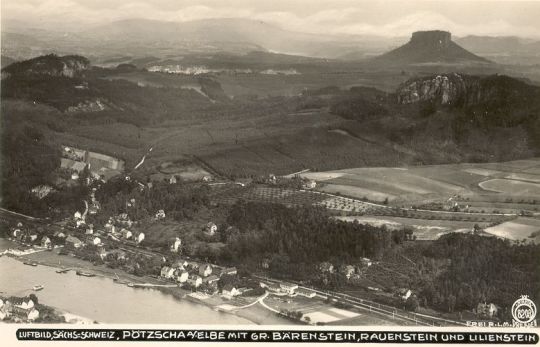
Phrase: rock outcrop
[
  {"left": 396, "top": 73, "right": 539, "bottom": 109},
  {"left": 375, "top": 30, "right": 490, "bottom": 66},
  {"left": 1, "top": 54, "right": 90, "bottom": 78},
  {"left": 397, "top": 73, "right": 472, "bottom": 105}
]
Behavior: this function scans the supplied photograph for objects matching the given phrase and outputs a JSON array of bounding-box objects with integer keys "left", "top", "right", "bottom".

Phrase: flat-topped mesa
[
  {"left": 375, "top": 30, "right": 490, "bottom": 65},
  {"left": 410, "top": 30, "right": 452, "bottom": 48}
]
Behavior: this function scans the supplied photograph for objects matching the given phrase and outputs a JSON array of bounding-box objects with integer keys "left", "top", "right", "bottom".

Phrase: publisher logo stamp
[{"left": 512, "top": 295, "right": 537, "bottom": 327}]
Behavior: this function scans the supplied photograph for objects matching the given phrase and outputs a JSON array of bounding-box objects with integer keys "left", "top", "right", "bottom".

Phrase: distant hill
[
  {"left": 374, "top": 30, "right": 491, "bottom": 66},
  {"left": 455, "top": 35, "right": 540, "bottom": 54},
  {"left": 454, "top": 35, "right": 540, "bottom": 65},
  {"left": 1, "top": 18, "right": 397, "bottom": 60},
  {"left": 1, "top": 55, "right": 16, "bottom": 68},
  {"left": 1, "top": 54, "right": 90, "bottom": 78}
]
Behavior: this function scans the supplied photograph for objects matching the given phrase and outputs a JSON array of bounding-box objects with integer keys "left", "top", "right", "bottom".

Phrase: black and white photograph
[{"left": 0, "top": 0, "right": 539, "bottom": 344}]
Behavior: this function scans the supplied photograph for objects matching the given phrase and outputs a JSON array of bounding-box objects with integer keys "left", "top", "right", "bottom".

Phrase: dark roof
[{"left": 223, "top": 284, "right": 235, "bottom": 291}]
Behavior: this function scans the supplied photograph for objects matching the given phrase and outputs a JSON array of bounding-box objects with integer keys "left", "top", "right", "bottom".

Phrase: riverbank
[{"left": 6, "top": 245, "right": 292, "bottom": 325}]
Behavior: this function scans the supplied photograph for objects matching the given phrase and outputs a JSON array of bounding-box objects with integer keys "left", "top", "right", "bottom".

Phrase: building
[
  {"left": 31, "top": 185, "right": 54, "bottom": 199},
  {"left": 108, "top": 249, "right": 127, "bottom": 261},
  {"left": 341, "top": 265, "right": 356, "bottom": 279},
  {"left": 360, "top": 258, "right": 373, "bottom": 267},
  {"left": 65, "top": 235, "right": 83, "bottom": 249},
  {"left": 170, "top": 237, "right": 182, "bottom": 253},
  {"left": 296, "top": 288, "right": 316, "bottom": 298},
  {"left": 397, "top": 288, "right": 412, "bottom": 301},
  {"left": 135, "top": 232, "right": 145, "bottom": 244},
  {"left": 176, "top": 271, "right": 189, "bottom": 283},
  {"left": 86, "top": 236, "right": 102, "bottom": 246},
  {"left": 187, "top": 275, "right": 203, "bottom": 288},
  {"left": 318, "top": 262, "right": 334, "bottom": 274},
  {"left": 40, "top": 236, "right": 52, "bottom": 248},
  {"left": 85, "top": 224, "right": 94, "bottom": 234},
  {"left": 261, "top": 258, "right": 270, "bottom": 269},
  {"left": 160, "top": 266, "right": 175, "bottom": 279},
  {"left": 155, "top": 209, "right": 166, "bottom": 220},
  {"left": 222, "top": 284, "right": 240, "bottom": 299},
  {"left": 9, "top": 298, "right": 39, "bottom": 322},
  {"left": 279, "top": 282, "right": 299, "bottom": 295},
  {"left": 203, "top": 275, "right": 219, "bottom": 285},
  {"left": 202, "top": 176, "right": 212, "bottom": 182},
  {"left": 199, "top": 264, "right": 213, "bottom": 277},
  {"left": 205, "top": 222, "right": 218, "bottom": 236},
  {"left": 121, "top": 229, "right": 133, "bottom": 240},
  {"left": 302, "top": 180, "right": 317, "bottom": 189},
  {"left": 477, "top": 303, "right": 498, "bottom": 318}
]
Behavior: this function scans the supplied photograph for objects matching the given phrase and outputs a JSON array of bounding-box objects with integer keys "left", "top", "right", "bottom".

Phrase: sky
[{"left": 2, "top": 0, "right": 540, "bottom": 38}]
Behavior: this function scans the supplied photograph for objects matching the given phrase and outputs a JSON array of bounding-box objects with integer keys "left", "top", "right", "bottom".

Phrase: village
[{"left": 0, "top": 143, "right": 511, "bottom": 326}]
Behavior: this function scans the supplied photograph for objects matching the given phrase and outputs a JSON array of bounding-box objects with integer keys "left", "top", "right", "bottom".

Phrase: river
[{"left": 0, "top": 255, "right": 253, "bottom": 324}]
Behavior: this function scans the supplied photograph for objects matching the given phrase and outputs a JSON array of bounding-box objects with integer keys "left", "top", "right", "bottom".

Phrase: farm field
[
  {"left": 335, "top": 216, "right": 482, "bottom": 240},
  {"left": 150, "top": 160, "right": 213, "bottom": 182},
  {"left": 479, "top": 179, "right": 540, "bottom": 195},
  {"left": 484, "top": 217, "right": 540, "bottom": 244},
  {"left": 297, "top": 158, "right": 540, "bottom": 212}
]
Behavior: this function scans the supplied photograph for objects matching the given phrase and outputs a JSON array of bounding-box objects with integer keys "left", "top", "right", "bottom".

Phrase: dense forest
[
  {"left": 0, "top": 117, "right": 60, "bottom": 216},
  {"left": 418, "top": 233, "right": 540, "bottom": 314},
  {"left": 92, "top": 180, "right": 212, "bottom": 224},
  {"left": 223, "top": 201, "right": 406, "bottom": 274}
]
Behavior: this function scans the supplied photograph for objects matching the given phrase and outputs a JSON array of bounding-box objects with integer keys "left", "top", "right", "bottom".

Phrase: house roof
[
  {"left": 223, "top": 284, "right": 236, "bottom": 291},
  {"left": 203, "top": 275, "right": 219, "bottom": 282},
  {"left": 66, "top": 235, "right": 82, "bottom": 243}
]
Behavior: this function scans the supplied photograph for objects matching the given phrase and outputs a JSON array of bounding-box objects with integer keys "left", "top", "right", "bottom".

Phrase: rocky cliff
[
  {"left": 397, "top": 73, "right": 540, "bottom": 113},
  {"left": 397, "top": 73, "right": 474, "bottom": 105}
]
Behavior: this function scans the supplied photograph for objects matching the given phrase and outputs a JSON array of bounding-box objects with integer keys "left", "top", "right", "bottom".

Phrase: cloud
[{"left": 2, "top": 0, "right": 539, "bottom": 38}]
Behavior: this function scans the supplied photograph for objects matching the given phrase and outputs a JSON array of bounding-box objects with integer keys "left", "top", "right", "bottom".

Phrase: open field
[
  {"left": 479, "top": 179, "right": 540, "bottom": 195},
  {"left": 297, "top": 159, "right": 540, "bottom": 215},
  {"left": 484, "top": 217, "right": 540, "bottom": 244},
  {"left": 336, "top": 216, "right": 483, "bottom": 240}
]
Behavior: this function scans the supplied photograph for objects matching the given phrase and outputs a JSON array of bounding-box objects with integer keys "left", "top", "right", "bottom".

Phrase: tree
[{"left": 447, "top": 295, "right": 456, "bottom": 313}]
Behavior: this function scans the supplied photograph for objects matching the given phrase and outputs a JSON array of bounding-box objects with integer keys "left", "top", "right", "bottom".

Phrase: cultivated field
[
  {"left": 298, "top": 158, "right": 540, "bottom": 214},
  {"left": 484, "top": 217, "right": 540, "bottom": 244},
  {"left": 336, "top": 216, "right": 482, "bottom": 240}
]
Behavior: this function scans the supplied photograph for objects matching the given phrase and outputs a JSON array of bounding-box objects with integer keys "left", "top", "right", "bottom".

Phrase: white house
[
  {"left": 160, "top": 266, "right": 175, "bottom": 279},
  {"left": 198, "top": 264, "right": 212, "bottom": 277},
  {"left": 205, "top": 222, "right": 217, "bottom": 236},
  {"left": 477, "top": 303, "right": 498, "bottom": 318},
  {"left": 341, "top": 265, "right": 356, "bottom": 279},
  {"left": 121, "top": 229, "right": 132, "bottom": 240},
  {"left": 398, "top": 288, "right": 412, "bottom": 301},
  {"left": 222, "top": 284, "right": 240, "bottom": 299},
  {"left": 136, "top": 232, "right": 145, "bottom": 244},
  {"left": 170, "top": 237, "right": 182, "bottom": 253},
  {"left": 222, "top": 267, "right": 237, "bottom": 276},
  {"left": 40, "top": 236, "right": 52, "bottom": 248},
  {"left": 155, "top": 209, "right": 166, "bottom": 220},
  {"left": 296, "top": 288, "right": 316, "bottom": 298},
  {"left": 27, "top": 308, "right": 39, "bottom": 321},
  {"left": 187, "top": 275, "right": 203, "bottom": 288},
  {"left": 65, "top": 235, "right": 83, "bottom": 249},
  {"left": 87, "top": 236, "right": 102, "bottom": 246},
  {"left": 176, "top": 271, "right": 189, "bottom": 283},
  {"left": 279, "top": 282, "right": 299, "bottom": 295},
  {"left": 302, "top": 180, "right": 317, "bottom": 189},
  {"left": 360, "top": 258, "right": 373, "bottom": 267}
]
